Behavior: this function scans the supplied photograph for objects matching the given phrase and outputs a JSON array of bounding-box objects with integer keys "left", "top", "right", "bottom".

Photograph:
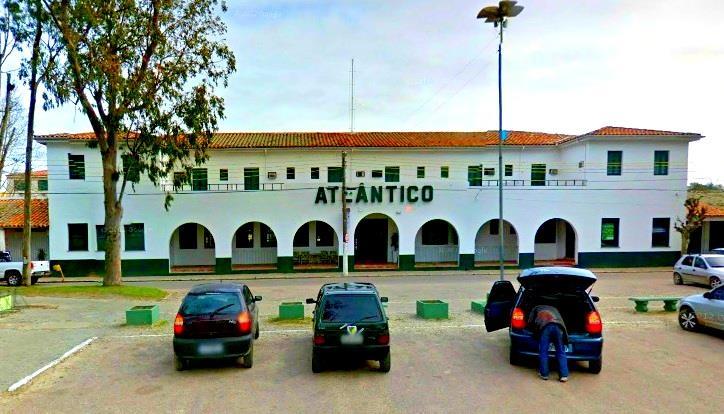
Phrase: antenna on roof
[{"left": 350, "top": 58, "right": 355, "bottom": 133}]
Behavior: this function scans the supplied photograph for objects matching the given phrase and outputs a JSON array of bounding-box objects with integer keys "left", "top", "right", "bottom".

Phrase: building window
[
  {"left": 468, "top": 165, "right": 482, "bottom": 187},
  {"left": 421, "top": 220, "right": 456, "bottom": 245},
  {"left": 38, "top": 179, "right": 48, "bottom": 191},
  {"left": 311, "top": 167, "right": 320, "bottom": 180},
  {"left": 68, "top": 223, "right": 88, "bottom": 251},
  {"left": 220, "top": 169, "right": 229, "bottom": 181},
  {"left": 531, "top": 164, "right": 546, "bottom": 186},
  {"left": 535, "top": 220, "right": 556, "bottom": 243},
  {"left": 417, "top": 166, "right": 425, "bottom": 178},
  {"left": 287, "top": 167, "right": 295, "bottom": 179},
  {"left": 244, "top": 168, "right": 259, "bottom": 190},
  {"left": 122, "top": 154, "right": 140, "bottom": 183},
  {"left": 204, "top": 228, "right": 215, "bottom": 249},
  {"left": 652, "top": 218, "right": 670, "bottom": 247},
  {"left": 179, "top": 223, "right": 197, "bottom": 249},
  {"left": 68, "top": 154, "right": 85, "bottom": 180},
  {"left": 440, "top": 166, "right": 449, "bottom": 178},
  {"left": 371, "top": 170, "right": 383, "bottom": 178},
  {"left": 14, "top": 179, "right": 25, "bottom": 191},
  {"left": 124, "top": 223, "right": 145, "bottom": 251},
  {"left": 607, "top": 151, "right": 622, "bottom": 176},
  {"left": 316, "top": 222, "right": 335, "bottom": 247},
  {"left": 505, "top": 164, "right": 513, "bottom": 177},
  {"left": 654, "top": 151, "right": 669, "bottom": 175},
  {"left": 96, "top": 225, "right": 106, "bottom": 251},
  {"left": 484, "top": 167, "right": 495, "bottom": 176},
  {"left": 328, "top": 166, "right": 343, "bottom": 183},
  {"left": 601, "top": 218, "right": 620, "bottom": 248},
  {"left": 191, "top": 168, "right": 208, "bottom": 191},
  {"left": 385, "top": 166, "right": 400, "bottom": 183},
  {"left": 235, "top": 223, "right": 254, "bottom": 248},
  {"left": 260, "top": 223, "right": 277, "bottom": 247},
  {"left": 294, "top": 223, "right": 310, "bottom": 247}
]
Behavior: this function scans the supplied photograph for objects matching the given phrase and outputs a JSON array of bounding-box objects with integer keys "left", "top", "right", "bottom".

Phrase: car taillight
[
  {"left": 173, "top": 313, "right": 184, "bottom": 335},
  {"left": 585, "top": 311, "right": 602, "bottom": 335},
  {"left": 313, "top": 335, "right": 325, "bottom": 345},
  {"left": 237, "top": 311, "right": 252, "bottom": 334},
  {"left": 30, "top": 262, "right": 34, "bottom": 270},
  {"left": 377, "top": 334, "right": 390, "bottom": 345},
  {"left": 511, "top": 307, "right": 526, "bottom": 330}
]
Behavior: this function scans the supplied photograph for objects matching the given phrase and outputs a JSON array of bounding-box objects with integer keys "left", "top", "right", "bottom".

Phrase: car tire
[
  {"left": 240, "top": 342, "right": 254, "bottom": 368},
  {"left": 588, "top": 358, "right": 602, "bottom": 374},
  {"left": 379, "top": 352, "right": 391, "bottom": 373},
  {"left": 174, "top": 356, "right": 187, "bottom": 371},
  {"left": 710, "top": 277, "right": 722, "bottom": 289},
  {"left": 6, "top": 272, "right": 21, "bottom": 287},
  {"left": 509, "top": 348, "right": 524, "bottom": 366},
  {"left": 678, "top": 306, "right": 699, "bottom": 331},
  {"left": 312, "top": 350, "right": 324, "bottom": 373},
  {"left": 673, "top": 273, "right": 683, "bottom": 285},
  {"left": 254, "top": 322, "right": 260, "bottom": 339}
]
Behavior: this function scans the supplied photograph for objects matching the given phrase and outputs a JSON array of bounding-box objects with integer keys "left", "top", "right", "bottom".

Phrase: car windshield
[
  {"left": 707, "top": 257, "right": 724, "bottom": 267},
  {"left": 321, "top": 294, "right": 382, "bottom": 323},
  {"left": 180, "top": 292, "right": 242, "bottom": 316}
]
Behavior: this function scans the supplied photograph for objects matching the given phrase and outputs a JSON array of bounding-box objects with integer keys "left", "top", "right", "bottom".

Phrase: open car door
[{"left": 484, "top": 280, "right": 517, "bottom": 332}]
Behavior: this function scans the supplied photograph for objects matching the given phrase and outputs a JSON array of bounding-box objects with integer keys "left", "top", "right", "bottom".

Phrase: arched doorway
[
  {"left": 231, "top": 222, "right": 277, "bottom": 270},
  {"left": 293, "top": 221, "right": 339, "bottom": 269},
  {"left": 354, "top": 213, "right": 399, "bottom": 269},
  {"left": 415, "top": 219, "right": 459, "bottom": 267},
  {"left": 475, "top": 219, "right": 519, "bottom": 265},
  {"left": 534, "top": 218, "right": 577, "bottom": 266},
  {"left": 169, "top": 223, "right": 216, "bottom": 273}
]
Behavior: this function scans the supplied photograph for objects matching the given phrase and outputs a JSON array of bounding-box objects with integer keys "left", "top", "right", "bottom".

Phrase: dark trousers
[{"left": 538, "top": 324, "right": 569, "bottom": 378}]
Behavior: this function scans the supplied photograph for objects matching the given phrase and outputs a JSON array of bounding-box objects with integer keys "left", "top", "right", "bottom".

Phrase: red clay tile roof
[
  {"left": 584, "top": 126, "right": 700, "bottom": 136},
  {"left": 6, "top": 170, "right": 48, "bottom": 178},
  {"left": 703, "top": 203, "right": 724, "bottom": 218},
  {"left": 0, "top": 199, "right": 49, "bottom": 229}
]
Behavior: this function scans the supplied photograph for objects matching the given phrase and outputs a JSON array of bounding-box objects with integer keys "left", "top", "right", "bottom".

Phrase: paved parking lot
[{"left": 1, "top": 270, "right": 721, "bottom": 413}]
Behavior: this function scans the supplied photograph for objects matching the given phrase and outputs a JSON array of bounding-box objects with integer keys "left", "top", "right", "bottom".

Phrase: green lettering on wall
[
  {"left": 315, "top": 187, "right": 328, "bottom": 204},
  {"left": 407, "top": 186, "right": 419, "bottom": 202},
  {"left": 421, "top": 185, "right": 433, "bottom": 202},
  {"left": 371, "top": 186, "right": 383, "bottom": 203},
  {"left": 386, "top": 186, "right": 396, "bottom": 202},
  {"left": 327, "top": 186, "right": 338, "bottom": 203},
  {"left": 355, "top": 185, "right": 368, "bottom": 203},
  {"left": 399, "top": 186, "right": 405, "bottom": 202}
]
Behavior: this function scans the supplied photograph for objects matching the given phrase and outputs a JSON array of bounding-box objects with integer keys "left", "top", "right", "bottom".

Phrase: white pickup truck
[{"left": 0, "top": 252, "right": 52, "bottom": 286}]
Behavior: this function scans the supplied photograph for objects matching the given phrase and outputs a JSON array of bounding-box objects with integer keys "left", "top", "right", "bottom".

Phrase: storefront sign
[{"left": 314, "top": 185, "right": 433, "bottom": 204}]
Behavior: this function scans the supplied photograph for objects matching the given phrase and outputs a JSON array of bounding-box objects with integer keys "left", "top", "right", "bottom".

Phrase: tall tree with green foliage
[
  {"left": 675, "top": 197, "right": 708, "bottom": 255},
  {"left": 41, "top": 0, "right": 235, "bottom": 285}
]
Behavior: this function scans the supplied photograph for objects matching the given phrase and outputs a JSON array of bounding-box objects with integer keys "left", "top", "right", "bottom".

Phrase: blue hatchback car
[{"left": 483, "top": 267, "right": 604, "bottom": 374}]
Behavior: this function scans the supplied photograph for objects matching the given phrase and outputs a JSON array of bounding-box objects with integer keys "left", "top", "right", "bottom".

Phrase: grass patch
[
  {"left": 266, "top": 316, "right": 313, "bottom": 326},
  {"left": 0, "top": 284, "right": 168, "bottom": 300}
]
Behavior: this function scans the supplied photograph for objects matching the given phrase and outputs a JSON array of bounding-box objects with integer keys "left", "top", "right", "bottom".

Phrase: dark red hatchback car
[{"left": 173, "top": 283, "right": 261, "bottom": 370}]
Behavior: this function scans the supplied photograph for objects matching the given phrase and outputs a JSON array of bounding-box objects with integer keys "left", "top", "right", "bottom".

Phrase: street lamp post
[{"left": 478, "top": 1, "right": 524, "bottom": 281}]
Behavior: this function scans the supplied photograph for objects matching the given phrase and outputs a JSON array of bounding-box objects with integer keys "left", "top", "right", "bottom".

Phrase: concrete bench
[{"left": 628, "top": 296, "right": 681, "bottom": 313}]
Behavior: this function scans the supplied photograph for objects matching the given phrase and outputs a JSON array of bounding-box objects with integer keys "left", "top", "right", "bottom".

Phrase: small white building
[{"left": 35, "top": 126, "right": 701, "bottom": 276}]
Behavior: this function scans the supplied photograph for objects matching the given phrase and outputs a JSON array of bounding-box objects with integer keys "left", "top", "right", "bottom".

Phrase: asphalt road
[{"left": 1, "top": 271, "right": 721, "bottom": 413}]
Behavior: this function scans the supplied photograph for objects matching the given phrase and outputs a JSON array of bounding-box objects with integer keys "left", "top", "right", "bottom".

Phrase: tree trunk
[
  {"left": 0, "top": 74, "right": 12, "bottom": 177},
  {"left": 680, "top": 230, "right": 689, "bottom": 256},
  {"left": 102, "top": 142, "right": 123, "bottom": 286}
]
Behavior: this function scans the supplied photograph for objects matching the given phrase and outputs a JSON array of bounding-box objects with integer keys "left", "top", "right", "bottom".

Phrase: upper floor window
[
  {"left": 191, "top": 168, "right": 208, "bottom": 191},
  {"left": 38, "top": 179, "right": 48, "bottom": 191},
  {"left": 468, "top": 165, "right": 482, "bottom": 187},
  {"left": 601, "top": 218, "right": 620, "bottom": 248},
  {"left": 287, "top": 167, "right": 295, "bottom": 180},
  {"left": 531, "top": 164, "right": 546, "bottom": 186},
  {"left": 328, "top": 166, "right": 343, "bottom": 183},
  {"left": 607, "top": 151, "right": 622, "bottom": 176},
  {"left": 504, "top": 164, "right": 513, "bottom": 177},
  {"left": 417, "top": 166, "right": 425, "bottom": 179},
  {"left": 14, "top": 179, "right": 25, "bottom": 191},
  {"left": 654, "top": 151, "right": 669, "bottom": 175},
  {"left": 652, "top": 218, "right": 670, "bottom": 247},
  {"left": 484, "top": 167, "right": 495, "bottom": 176},
  {"left": 311, "top": 167, "right": 320, "bottom": 180},
  {"left": 244, "top": 168, "right": 260, "bottom": 191},
  {"left": 68, "top": 154, "right": 85, "bottom": 180},
  {"left": 371, "top": 170, "right": 383, "bottom": 178},
  {"left": 385, "top": 166, "right": 400, "bottom": 183},
  {"left": 219, "top": 169, "right": 229, "bottom": 181},
  {"left": 440, "top": 166, "right": 449, "bottom": 178}
]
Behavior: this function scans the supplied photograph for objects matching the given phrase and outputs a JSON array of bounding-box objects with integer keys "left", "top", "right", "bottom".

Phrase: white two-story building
[{"left": 35, "top": 126, "right": 701, "bottom": 277}]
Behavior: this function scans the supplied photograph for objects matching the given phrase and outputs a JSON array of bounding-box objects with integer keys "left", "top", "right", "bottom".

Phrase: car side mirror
[
  {"left": 703, "top": 292, "right": 712, "bottom": 299},
  {"left": 254, "top": 296, "right": 262, "bottom": 302},
  {"left": 305, "top": 298, "right": 316, "bottom": 304},
  {"left": 380, "top": 297, "right": 389, "bottom": 303},
  {"left": 591, "top": 296, "right": 600, "bottom": 303}
]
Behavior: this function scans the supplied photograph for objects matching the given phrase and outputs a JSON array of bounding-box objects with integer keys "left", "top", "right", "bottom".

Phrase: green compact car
[{"left": 306, "top": 282, "right": 390, "bottom": 373}]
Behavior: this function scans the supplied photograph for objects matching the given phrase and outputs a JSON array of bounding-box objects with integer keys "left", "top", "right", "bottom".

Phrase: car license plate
[
  {"left": 340, "top": 334, "right": 364, "bottom": 345},
  {"left": 548, "top": 344, "right": 572, "bottom": 353},
  {"left": 198, "top": 343, "right": 223, "bottom": 355}
]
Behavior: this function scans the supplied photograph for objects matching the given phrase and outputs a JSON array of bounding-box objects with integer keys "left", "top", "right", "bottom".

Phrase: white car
[
  {"left": 673, "top": 254, "right": 724, "bottom": 289},
  {"left": 678, "top": 286, "right": 724, "bottom": 332},
  {"left": 0, "top": 259, "right": 51, "bottom": 286}
]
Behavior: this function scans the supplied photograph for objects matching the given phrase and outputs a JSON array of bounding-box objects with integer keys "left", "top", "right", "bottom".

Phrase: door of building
[{"left": 355, "top": 219, "right": 388, "bottom": 263}]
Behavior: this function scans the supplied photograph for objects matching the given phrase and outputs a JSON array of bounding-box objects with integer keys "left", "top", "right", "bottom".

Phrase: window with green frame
[
  {"left": 38, "top": 179, "right": 48, "bottom": 191},
  {"left": 417, "top": 166, "right": 425, "bottom": 178},
  {"left": 68, "top": 223, "right": 89, "bottom": 251},
  {"left": 504, "top": 164, "right": 513, "bottom": 177},
  {"left": 328, "top": 166, "right": 343, "bottom": 183},
  {"left": 440, "top": 166, "right": 449, "bottom": 178},
  {"left": 607, "top": 151, "right": 622, "bottom": 176},
  {"left": 191, "top": 168, "right": 208, "bottom": 191},
  {"left": 244, "top": 168, "right": 260, "bottom": 190},
  {"left": 124, "top": 223, "right": 145, "bottom": 251},
  {"left": 601, "top": 218, "right": 620, "bottom": 247},
  {"left": 68, "top": 154, "right": 85, "bottom": 180},
  {"left": 96, "top": 225, "right": 107, "bottom": 251},
  {"left": 654, "top": 151, "right": 669, "bottom": 175},
  {"left": 384, "top": 166, "right": 400, "bottom": 182},
  {"left": 467, "top": 165, "right": 482, "bottom": 186},
  {"left": 14, "top": 179, "right": 25, "bottom": 191},
  {"left": 220, "top": 169, "right": 229, "bottom": 181},
  {"left": 531, "top": 164, "right": 546, "bottom": 186}
]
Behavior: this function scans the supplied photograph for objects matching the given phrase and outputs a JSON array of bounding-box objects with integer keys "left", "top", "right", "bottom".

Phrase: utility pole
[{"left": 342, "top": 59, "right": 354, "bottom": 276}]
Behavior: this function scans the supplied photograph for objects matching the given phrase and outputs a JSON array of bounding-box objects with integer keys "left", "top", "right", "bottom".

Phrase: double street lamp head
[{"left": 478, "top": 1, "right": 524, "bottom": 27}]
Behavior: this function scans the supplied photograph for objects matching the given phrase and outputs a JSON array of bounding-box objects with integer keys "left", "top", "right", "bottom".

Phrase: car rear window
[
  {"left": 181, "top": 292, "right": 242, "bottom": 316},
  {"left": 321, "top": 294, "right": 382, "bottom": 323},
  {"left": 707, "top": 257, "right": 724, "bottom": 267}
]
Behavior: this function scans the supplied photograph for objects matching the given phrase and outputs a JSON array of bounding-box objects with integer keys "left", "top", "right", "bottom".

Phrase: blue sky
[{"left": 33, "top": 0, "right": 724, "bottom": 183}]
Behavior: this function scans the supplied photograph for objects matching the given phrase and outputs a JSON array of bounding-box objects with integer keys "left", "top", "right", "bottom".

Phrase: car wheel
[
  {"left": 379, "top": 352, "right": 391, "bottom": 373},
  {"left": 240, "top": 342, "right": 254, "bottom": 368},
  {"left": 710, "top": 277, "right": 722, "bottom": 289},
  {"left": 174, "top": 356, "right": 187, "bottom": 371},
  {"left": 312, "top": 350, "right": 324, "bottom": 373},
  {"left": 254, "top": 322, "right": 259, "bottom": 339},
  {"left": 678, "top": 307, "right": 698, "bottom": 331},
  {"left": 6, "top": 272, "right": 21, "bottom": 287},
  {"left": 588, "top": 358, "right": 602, "bottom": 374},
  {"left": 673, "top": 273, "right": 683, "bottom": 285}
]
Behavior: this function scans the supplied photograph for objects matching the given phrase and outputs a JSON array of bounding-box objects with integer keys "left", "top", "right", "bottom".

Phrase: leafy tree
[
  {"left": 675, "top": 197, "right": 708, "bottom": 255},
  {"left": 41, "top": 0, "right": 235, "bottom": 285}
]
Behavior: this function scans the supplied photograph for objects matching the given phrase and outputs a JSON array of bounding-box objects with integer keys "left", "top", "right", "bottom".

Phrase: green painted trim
[
  {"left": 399, "top": 254, "right": 415, "bottom": 271},
  {"left": 459, "top": 254, "right": 475, "bottom": 270},
  {"left": 122, "top": 259, "right": 170, "bottom": 276},
  {"left": 215, "top": 258, "right": 232, "bottom": 274},
  {"left": 50, "top": 260, "right": 105, "bottom": 278},
  {"left": 347, "top": 255, "right": 355, "bottom": 271},
  {"left": 518, "top": 253, "right": 534, "bottom": 269},
  {"left": 577, "top": 251, "right": 680, "bottom": 268},
  {"left": 277, "top": 256, "right": 293, "bottom": 273}
]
